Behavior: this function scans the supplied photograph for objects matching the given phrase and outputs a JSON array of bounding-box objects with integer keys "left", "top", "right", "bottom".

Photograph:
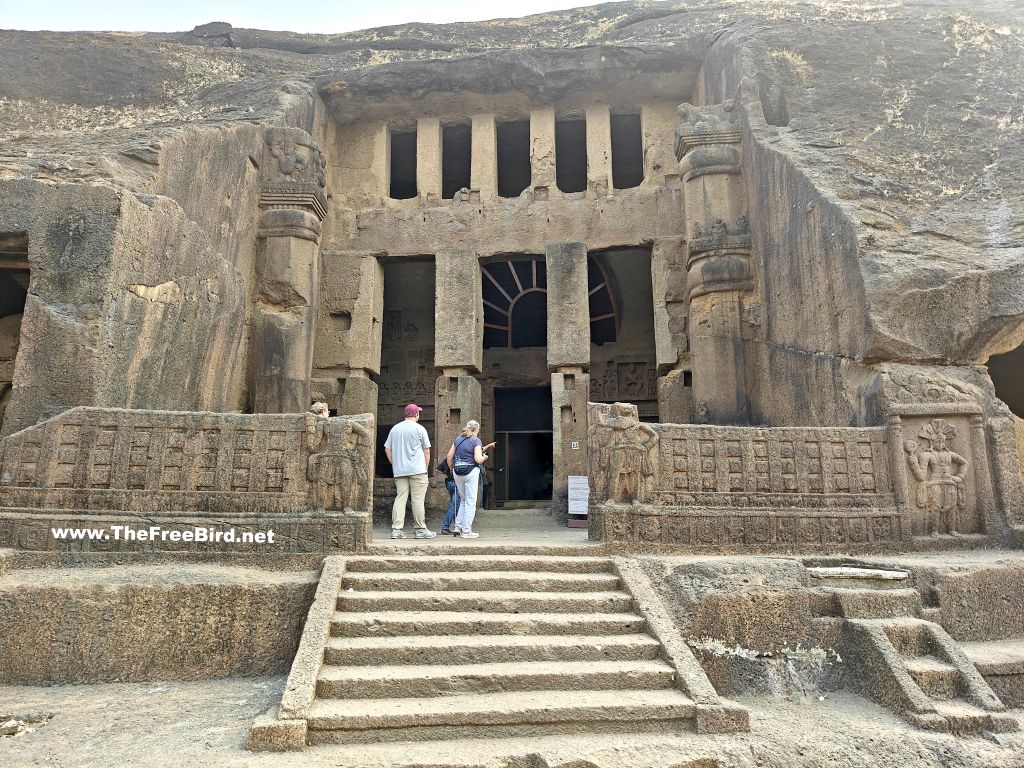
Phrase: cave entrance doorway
[
  {"left": 990, "top": 343, "right": 1024, "bottom": 417},
  {"left": 492, "top": 386, "right": 553, "bottom": 504}
]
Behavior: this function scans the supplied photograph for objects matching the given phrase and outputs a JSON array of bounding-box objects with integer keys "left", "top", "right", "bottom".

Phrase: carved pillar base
[{"left": 552, "top": 367, "right": 590, "bottom": 522}]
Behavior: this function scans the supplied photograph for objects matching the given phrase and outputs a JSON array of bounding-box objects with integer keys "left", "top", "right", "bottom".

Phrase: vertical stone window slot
[
  {"left": 389, "top": 128, "right": 418, "bottom": 200},
  {"left": 497, "top": 119, "right": 531, "bottom": 198},
  {"left": 442, "top": 123, "right": 472, "bottom": 199},
  {"left": 610, "top": 112, "right": 644, "bottom": 189},
  {"left": 555, "top": 118, "right": 587, "bottom": 193},
  {"left": 0, "top": 232, "right": 28, "bottom": 432}
]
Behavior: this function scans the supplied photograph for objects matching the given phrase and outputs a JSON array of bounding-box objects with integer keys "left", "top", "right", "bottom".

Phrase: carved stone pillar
[
  {"left": 434, "top": 247, "right": 483, "bottom": 374},
  {"left": 434, "top": 247, "right": 483, "bottom": 455},
  {"left": 435, "top": 370, "right": 482, "bottom": 462},
  {"left": 417, "top": 117, "right": 442, "bottom": 205},
  {"left": 585, "top": 105, "right": 612, "bottom": 197},
  {"left": 471, "top": 114, "right": 498, "bottom": 203},
  {"left": 252, "top": 127, "right": 327, "bottom": 413},
  {"left": 547, "top": 242, "right": 591, "bottom": 519},
  {"left": 313, "top": 250, "right": 384, "bottom": 417},
  {"left": 530, "top": 107, "right": 557, "bottom": 195},
  {"left": 675, "top": 102, "right": 752, "bottom": 425},
  {"left": 551, "top": 368, "right": 590, "bottom": 521},
  {"left": 969, "top": 413, "right": 1001, "bottom": 536},
  {"left": 652, "top": 236, "right": 693, "bottom": 422}
]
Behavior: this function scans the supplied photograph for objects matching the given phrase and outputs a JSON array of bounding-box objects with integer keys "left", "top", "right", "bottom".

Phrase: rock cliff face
[{"left": 0, "top": 0, "right": 1021, "bottom": 430}]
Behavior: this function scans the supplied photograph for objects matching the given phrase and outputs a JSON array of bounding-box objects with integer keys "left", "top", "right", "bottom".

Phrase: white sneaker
[
  {"left": 415, "top": 529, "right": 437, "bottom": 539},
  {"left": 460, "top": 531, "right": 480, "bottom": 539},
  {"left": 390, "top": 529, "right": 406, "bottom": 539}
]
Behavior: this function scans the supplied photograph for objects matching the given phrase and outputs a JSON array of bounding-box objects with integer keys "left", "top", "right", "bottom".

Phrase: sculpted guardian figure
[
  {"left": 904, "top": 418, "right": 969, "bottom": 535},
  {"left": 306, "top": 404, "right": 373, "bottom": 511},
  {"left": 594, "top": 403, "right": 660, "bottom": 504}
]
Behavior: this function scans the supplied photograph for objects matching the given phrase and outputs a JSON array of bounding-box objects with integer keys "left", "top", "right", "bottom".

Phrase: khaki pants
[{"left": 392, "top": 473, "right": 429, "bottom": 530}]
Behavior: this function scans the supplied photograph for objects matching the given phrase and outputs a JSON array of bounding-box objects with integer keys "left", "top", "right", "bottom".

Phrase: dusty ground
[{"left": 1, "top": 676, "right": 1022, "bottom": 768}]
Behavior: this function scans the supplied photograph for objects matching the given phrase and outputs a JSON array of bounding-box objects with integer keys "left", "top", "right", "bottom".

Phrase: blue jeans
[{"left": 443, "top": 478, "right": 460, "bottom": 531}]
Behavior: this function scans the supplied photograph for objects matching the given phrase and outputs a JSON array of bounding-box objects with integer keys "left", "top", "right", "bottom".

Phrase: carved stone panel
[
  {"left": 900, "top": 416, "right": 982, "bottom": 535},
  {"left": 0, "top": 405, "right": 374, "bottom": 536}
]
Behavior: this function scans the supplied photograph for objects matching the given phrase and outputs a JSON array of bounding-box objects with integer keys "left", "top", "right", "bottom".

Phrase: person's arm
[
  {"left": 420, "top": 427, "right": 431, "bottom": 472},
  {"left": 384, "top": 447, "right": 394, "bottom": 465},
  {"left": 446, "top": 442, "right": 456, "bottom": 466},
  {"left": 474, "top": 443, "right": 488, "bottom": 464}
]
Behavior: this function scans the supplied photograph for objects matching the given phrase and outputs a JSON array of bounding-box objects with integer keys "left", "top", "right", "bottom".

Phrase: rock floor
[{"left": 1, "top": 676, "right": 1023, "bottom": 767}]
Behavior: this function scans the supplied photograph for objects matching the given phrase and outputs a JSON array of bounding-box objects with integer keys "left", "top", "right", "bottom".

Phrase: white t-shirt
[{"left": 384, "top": 419, "right": 431, "bottom": 477}]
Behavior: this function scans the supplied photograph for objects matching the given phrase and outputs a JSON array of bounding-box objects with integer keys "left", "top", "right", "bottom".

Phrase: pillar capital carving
[
  {"left": 259, "top": 127, "right": 328, "bottom": 240},
  {"left": 674, "top": 102, "right": 742, "bottom": 160},
  {"left": 686, "top": 218, "right": 753, "bottom": 299}
]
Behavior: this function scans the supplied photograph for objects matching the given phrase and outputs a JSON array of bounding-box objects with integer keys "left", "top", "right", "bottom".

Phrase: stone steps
[
  {"left": 336, "top": 589, "right": 635, "bottom": 614},
  {"left": 249, "top": 553, "right": 749, "bottom": 750},
  {"left": 844, "top": 614, "right": 1017, "bottom": 735},
  {"left": 330, "top": 610, "right": 649, "bottom": 637},
  {"left": 907, "top": 700, "right": 1020, "bottom": 735},
  {"left": 304, "top": 688, "right": 696, "bottom": 744},
  {"left": 345, "top": 555, "right": 613, "bottom": 574},
  {"left": 342, "top": 569, "right": 621, "bottom": 593},
  {"left": 904, "top": 655, "right": 962, "bottom": 700},
  {"left": 316, "top": 658, "right": 676, "bottom": 699},
  {"left": 324, "top": 633, "right": 661, "bottom": 666},
  {"left": 823, "top": 587, "right": 923, "bottom": 619},
  {"left": 304, "top": 554, "right": 697, "bottom": 744}
]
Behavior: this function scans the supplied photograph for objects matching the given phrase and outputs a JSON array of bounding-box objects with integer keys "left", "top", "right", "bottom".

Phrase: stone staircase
[
  {"left": 811, "top": 567, "right": 1019, "bottom": 735},
  {"left": 249, "top": 554, "right": 747, "bottom": 750}
]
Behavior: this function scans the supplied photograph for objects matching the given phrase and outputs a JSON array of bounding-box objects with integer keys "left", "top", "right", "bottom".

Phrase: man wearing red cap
[{"left": 383, "top": 403, "right": 436, "bottom": 539}]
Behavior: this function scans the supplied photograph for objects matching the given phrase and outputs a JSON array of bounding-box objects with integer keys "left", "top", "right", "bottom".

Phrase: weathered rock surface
[
  {"left": 1, "top": 2, "right": 1020, "bottom": 358},
  {"left": 0, "top": 1, "right": 1020, "bottom": 433},
  {"left": 0, "top": 564, "right": 316, "bottom": 683}
]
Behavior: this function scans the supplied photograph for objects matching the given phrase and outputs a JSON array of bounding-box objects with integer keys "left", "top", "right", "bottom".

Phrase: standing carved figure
[
  {"left": 594, "top": 403, "right": 660, "bottom": 504},
  {"left": 904, "top": 418, "right": 969, "bottom": 535},
  {"left": 306, "top": 405, "right": 373, "bottom": 511}
]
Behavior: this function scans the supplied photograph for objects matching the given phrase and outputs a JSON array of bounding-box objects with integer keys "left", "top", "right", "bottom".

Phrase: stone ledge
[{"left": 246, "top": 706, "right": 306, "bottom": 751}]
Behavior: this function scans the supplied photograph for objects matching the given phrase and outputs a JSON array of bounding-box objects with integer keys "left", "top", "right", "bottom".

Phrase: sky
[{"left": 0, "top": 0, "right": 619, "bottom": 34}]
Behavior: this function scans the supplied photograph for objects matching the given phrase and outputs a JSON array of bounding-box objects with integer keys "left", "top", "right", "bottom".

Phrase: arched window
[{"left": 482, "top": 256, "right": 618, "bottom": 349}]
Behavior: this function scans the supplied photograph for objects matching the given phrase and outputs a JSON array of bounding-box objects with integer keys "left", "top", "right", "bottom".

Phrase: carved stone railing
[
  {"left": 0, "top": 407, "right": 374, "bottom": 553},
  {"left": 588, "top": 403, "right": 903, "bottom": 551}
]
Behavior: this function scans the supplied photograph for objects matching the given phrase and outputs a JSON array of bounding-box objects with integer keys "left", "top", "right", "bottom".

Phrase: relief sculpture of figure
[
  {"left": 306, "top": 403, "right": 373, "bottom": 511},
  {"left": 593, "top": 403, "right": 660, "bottom": 504},
  {"left": 904, "top": 418, "right": 969, "bottom": 535}
]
